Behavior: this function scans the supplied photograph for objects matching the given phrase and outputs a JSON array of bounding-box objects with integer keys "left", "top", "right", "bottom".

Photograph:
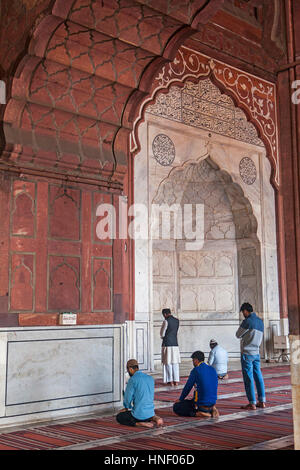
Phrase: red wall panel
[{"left": 0, "top": 175, "right": 122, "bottom": 327}]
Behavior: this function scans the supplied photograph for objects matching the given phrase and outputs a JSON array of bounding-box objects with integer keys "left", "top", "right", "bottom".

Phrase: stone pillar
[
  {"left": 277, "top": 0, "right": 300, "bottom": 451},
  {"left": 290, "top": 336, "right": 300, "bottom": 450}
]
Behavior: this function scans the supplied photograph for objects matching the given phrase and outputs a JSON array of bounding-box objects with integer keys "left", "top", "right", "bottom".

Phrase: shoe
[
  {"left": 241, "top": 403, "right": 256, "bottom": 410},
  {"left": 256, "top": 402, "right": 266, "bottom": 408}
]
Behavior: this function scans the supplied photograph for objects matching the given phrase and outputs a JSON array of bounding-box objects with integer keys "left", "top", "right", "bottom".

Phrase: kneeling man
[
  {"left": 116, "top": 359, "right": 163, "bottom": 428},
  {"left": 173, "top": 351, "right": 219, "bottom": 418}
]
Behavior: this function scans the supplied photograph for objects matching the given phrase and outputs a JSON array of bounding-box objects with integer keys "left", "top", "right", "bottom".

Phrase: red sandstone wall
[
  {"left": 0, "top": 175, "right": 130, "bottom": 327},
  {"left": 0, "top": 0, "right": 290, "bottom": 329}
]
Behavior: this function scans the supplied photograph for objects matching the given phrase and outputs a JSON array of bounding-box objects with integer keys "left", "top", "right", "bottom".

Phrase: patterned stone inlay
[
  {"left": 239, "top": 157, "right": 257, "bottom": 185},
  {"left": 147, "top": 79, "right": 264, "bottom": 148},
  {"left": 152, "top": 134, "right": 175, "bottom": 166}
]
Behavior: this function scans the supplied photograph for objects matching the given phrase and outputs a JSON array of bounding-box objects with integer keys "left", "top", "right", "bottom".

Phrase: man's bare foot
[
  {"left": 136, "top": 421, "right": 154, "bottom": 428},
  {"left": 173, "top": 382, "right": 179, "bottom": 386},
  {"left": 152, "top": 415, "right": 164, "bottom": 427},
  {"left": 195, "top": 411, "right": 211, "bottom": 418},
  {"left": 256, "top": 402, "right": 266, "bottom": 408},
  {"left": 211, "top": 406, "right": 219, "bottom": 418},
  {"left": 164, "top": 382, "right": 172, "bottom": 386},
  {"left": 241, "top": 403, "right": 256, "bottom": 410}
]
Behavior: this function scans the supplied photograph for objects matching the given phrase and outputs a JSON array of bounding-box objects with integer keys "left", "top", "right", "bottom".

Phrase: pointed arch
[{"left": 130, "top": 46, "right": 279, "bottom": 189}]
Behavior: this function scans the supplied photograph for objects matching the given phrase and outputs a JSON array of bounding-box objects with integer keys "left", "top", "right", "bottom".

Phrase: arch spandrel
[{"left": 130, "top": 46, "right": 279, "bottom": 189}]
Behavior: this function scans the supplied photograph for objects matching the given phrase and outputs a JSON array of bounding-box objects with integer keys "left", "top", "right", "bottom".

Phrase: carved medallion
[
  {"left": 152, "top": 134, "right": 175, "bottom": 166},
  {"left": 239, "top": 157, "right": 257, "bottom": 185}
]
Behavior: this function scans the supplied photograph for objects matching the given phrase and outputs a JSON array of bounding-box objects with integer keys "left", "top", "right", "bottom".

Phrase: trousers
[
  {"left": 241, "top": 353, "right": 266, "bottom": 404},
  {"left": 163, "top": 363, "right": 180, "bottom": 383},
  {"left": 116, "top": 410, "right": 153, "bottom": 427},
  {"left": 173, "top": 400, "right": 215, "bottom": 417}
]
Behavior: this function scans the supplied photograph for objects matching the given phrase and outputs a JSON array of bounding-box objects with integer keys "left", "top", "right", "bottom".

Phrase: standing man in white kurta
[{"left": 160, "top": 308, "right": 181, "bottom": 386}]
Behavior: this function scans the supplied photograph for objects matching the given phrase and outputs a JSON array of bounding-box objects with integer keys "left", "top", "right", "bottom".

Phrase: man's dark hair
[
  {"left": 162, "top": 308, "right": 171, "bottom": 315},
  {"left": 191, "top": 351, "right": 205, "bottom": 362},
  {"left": 240, "top": 302, "right": 253, "bottom": 313}
]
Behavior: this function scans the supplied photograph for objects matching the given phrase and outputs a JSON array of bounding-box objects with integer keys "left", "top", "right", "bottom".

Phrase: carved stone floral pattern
[
  {"left": 132, "top": 45, "right": 279, "bottom": 187},
  {"left": 148, "top": 79, "right": 264, "bottom": 148},
  {"left": 152, "top": 134, "right": 176, "bottom": 166},
  {"left": 239, "top": 157, "right": 257, "bottom": 185},
  {"left": 153, "top": 158, "right": 257, "bottom": 240}
]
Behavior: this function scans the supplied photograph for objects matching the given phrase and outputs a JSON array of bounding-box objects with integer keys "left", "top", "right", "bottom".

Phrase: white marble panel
[
  {"left": 135, "top": 321, "right": 149, "bottom": 371},
  {"left": 0, "top": 326, "right": 124, "bottom": 425},
  {"left": 154, "top": 321, "right": 241, "bottom": 359},
  {"left": 6, "top": 337, "right": 113, "bottom": 406}
]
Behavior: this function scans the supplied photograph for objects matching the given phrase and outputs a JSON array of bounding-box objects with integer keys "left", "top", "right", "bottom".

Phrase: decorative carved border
[{"left": 131, "top": 45, "right": 279, "bottom": 188}]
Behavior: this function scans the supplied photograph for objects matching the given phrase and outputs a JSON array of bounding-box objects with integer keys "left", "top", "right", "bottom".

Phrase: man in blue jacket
[
  {"left": 236, "top": 302, "right": 266, "bottom": 410},
  {"left": 116, "top": 359, "right": 164, "bottom": 428},
  {"left": 173, "top": 351, "right": 219, "bottom": 418}
]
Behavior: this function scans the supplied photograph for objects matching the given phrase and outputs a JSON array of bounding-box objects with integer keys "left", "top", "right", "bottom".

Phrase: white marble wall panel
[
  {"left": 135, "top": 321, "right": 149, "bottom": 371},
  {"left": 154, "top": 321, "right": 241, "bottom": 361},
  {"left": 0, "top": 325, "right": 124, "bottom": 426}
]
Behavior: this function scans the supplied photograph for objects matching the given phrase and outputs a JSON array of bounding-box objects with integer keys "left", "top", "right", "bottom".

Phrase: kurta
[{"left": 160, "top": 319, "right": 181, "bottom": 365}]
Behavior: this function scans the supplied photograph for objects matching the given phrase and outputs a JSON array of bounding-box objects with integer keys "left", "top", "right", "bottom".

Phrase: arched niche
[{"left": 133, "top": 76, "right": 280, "bottom": 370}]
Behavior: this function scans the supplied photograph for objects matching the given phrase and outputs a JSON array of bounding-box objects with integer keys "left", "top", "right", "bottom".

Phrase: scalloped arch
[{"left": 130, "top": 46, "right": 279, "bottom": 189}]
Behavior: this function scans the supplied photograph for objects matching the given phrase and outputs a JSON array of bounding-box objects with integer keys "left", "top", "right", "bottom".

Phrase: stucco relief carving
[
  {"left": 239, "top": 251, "right": 258, "bottom": 303},
  {"left": 181, "top": 287, "right": 198, "bottom": 312},
  {"left": 147, "top": 78, "right": 264, "bottom": 148},
  {"left": 133, "top": 46, "right": 279, "bottom": 187},
  {"left": 179, "top": 251, "right": 234, "bottom": 279},
  {"left": 152, "top": 134, "right": 176, "bottom": 166},
  {"left": 239, "top": 284, "right": 257, "bottom": 311},
  {"left": 153, "top": 159, "right": 239, "bottom": 241},
  {"left": 153, "top": 251, "right": 174, "bottom": 277},
  {"left": 180, "top": 284, "right": 235, "bottom": 313},
  {"left": 216, "top": 287, "right": 234, "bottom": 312},
  {"left": 197, "top": 255, "right": 215, "bottom": 277},
  {"left": 198, "top": 286, "right": 216, "bottom": 311},
  {"left": 215, "top": 255, "right": 234, "bottom": 277},
  {"left": 239, "top": 157, "right": 257, "bottom": 185},
  {"left": 179, "top": 251, "right": 235, "bottom": 313},
  {"left": 179, "top": 253, "right": 197, "bottom": 277},
  {"left": 153, "top": 283, "right": 175, "bottom": 312},
  {"left": 240, "top": 248, "right": 257, "bottom": 277},
  {"left": 151, "top": 158, "right": 261, "bottom": 318}
]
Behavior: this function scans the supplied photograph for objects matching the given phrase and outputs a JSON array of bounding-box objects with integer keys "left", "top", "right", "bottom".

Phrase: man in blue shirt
[
  {"left": 116, "top": 359, "right": 164, "bottom": 428},
  {"left": 173, "top": 351, "right": 219, "bottom": 418},
  {"left": 236, "top": 302, "right": 266, "bottom": 410}
]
